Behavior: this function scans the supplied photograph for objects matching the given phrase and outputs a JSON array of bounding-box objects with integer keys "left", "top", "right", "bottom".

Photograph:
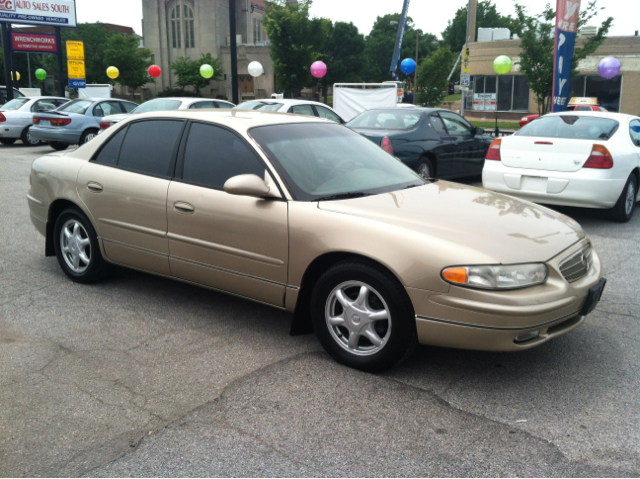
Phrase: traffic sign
[
  {"left": 460, "top": 73, "right": 471, "bottom": 87},
  {"left": 67, "top": 59, "right": 85, "bottom": 79},
  {"left": 69, "top": 79, "right": 86, "bottom": 88},
  {"left": 66, "top": 41, "right": 84, "bottom": 60}
]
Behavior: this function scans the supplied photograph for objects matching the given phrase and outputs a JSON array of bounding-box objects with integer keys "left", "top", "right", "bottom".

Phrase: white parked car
[
  {"left": 483, "top": 111, "right": 640, "bottom": 222},
  {"left": 234, "top": 99, "right": 345, "bottom": 124},
  {"left": 0, "top": 96, "right": 69, "bottom": 146},
  {"left": 99, "top": 97, "right": 235, "bottom": 131}
]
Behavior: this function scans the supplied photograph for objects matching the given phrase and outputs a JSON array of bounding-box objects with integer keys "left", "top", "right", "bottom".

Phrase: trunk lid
[{"left": 500, "top": 136, "right": 593, "bottom": 172}]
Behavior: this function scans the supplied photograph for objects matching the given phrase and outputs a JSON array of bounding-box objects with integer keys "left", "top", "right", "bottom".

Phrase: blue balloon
[{"left": 400, "top": 58, "right": 416, "bottom": 75}]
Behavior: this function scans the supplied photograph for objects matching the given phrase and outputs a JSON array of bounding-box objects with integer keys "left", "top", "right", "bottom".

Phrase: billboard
[
  {"left": 10, "top": 32, "right": 57, "bottom": 53},
  {"left": 552, "top": 0, "right": 581, "bottom": 112},
  {"left": 0, "top": 0, "right": 77, "bottom": 28}
]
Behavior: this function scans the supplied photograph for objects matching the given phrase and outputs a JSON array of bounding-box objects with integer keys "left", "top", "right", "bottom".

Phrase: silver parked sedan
[
  {"left": 0, "top": 96, "right": 69, "bottom": 146},
  {"left": 30, "top": 98, "right": 138, "bottom": 150}
]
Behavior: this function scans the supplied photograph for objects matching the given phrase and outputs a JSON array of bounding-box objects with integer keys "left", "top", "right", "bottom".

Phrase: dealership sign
[
  {"left": 10, "top": 32, "right": 57, "bottom": 52},
  {"left": 0, "top": 0, "right": 77, "bottom": 28},
  {"left": 552, "top": 0, "right": 581, "bottom": 112}
]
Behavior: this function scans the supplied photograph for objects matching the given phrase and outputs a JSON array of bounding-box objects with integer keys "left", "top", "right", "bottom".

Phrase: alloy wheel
[
  {"left": 625, "top": 181, "right": 635, "bottom": 216},
  {"left": 60, "top": 219, "right": 91, "bottom": 273},
  {"left": 417, "top": 162, "right": 431, "bottom": 180}
]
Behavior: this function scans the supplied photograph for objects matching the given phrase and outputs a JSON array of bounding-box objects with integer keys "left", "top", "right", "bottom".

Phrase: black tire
[
  {"left": 21, "top": 126, "right": 41, "bottom": 146},
  {"left": 311, "top": 260, "right": 417, "bottom": 373},
  {"left": 50, "top": 141, "right": 69, "bottom": 151},
  {"left": 609, "top": 175, "right": 637, "bottom": 223},
  {"left": 80, "top": 129, "right": 99, "bottom": 145},
  {"left": 415, "top": 158, "right": 434, "bottom": 179},
  {"left": 53, "top": 207, "right": 111, "bottom": 283},
  {"left": 0, "top": 138, "right": 17, "bottom": 145}
]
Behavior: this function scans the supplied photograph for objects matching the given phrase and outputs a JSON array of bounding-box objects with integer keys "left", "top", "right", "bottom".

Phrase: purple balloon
[
  {"left": 310, "top": 61, "right": 327, "bottom": 78},
  {"left": 598, "top": 56, "right": 620, "bottom": 79}
]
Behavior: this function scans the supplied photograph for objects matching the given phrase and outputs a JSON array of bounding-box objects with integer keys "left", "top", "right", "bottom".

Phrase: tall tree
[
  {"left": 171, "top": 53, "right": 224, "bottom": 96},
  {"left": 263, "top": 0, "right": 320, "bottom": 96},
  {"left": 416, "top": 46, "right": 456, "bottom": 107},
  {"left": 442, "top": 0, "right": 516, "bottom": 54},
  {"left": 513, "top": 1, "right": 613, "bottom": 114},
  {"left": 364, "top": 14, "right": 438, "bottom": 83},
  {"left": 104, "top": 33, "right": 154, "bottom": 99}
]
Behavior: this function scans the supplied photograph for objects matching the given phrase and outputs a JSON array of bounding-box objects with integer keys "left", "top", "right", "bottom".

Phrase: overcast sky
[{"left": 75, "top": 0, "right": 637, "bottom": 38}]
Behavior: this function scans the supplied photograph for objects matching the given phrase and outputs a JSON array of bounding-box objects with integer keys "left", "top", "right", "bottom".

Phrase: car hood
[{"left": 318, "top": 181, "right": 585, "bottom": 264}]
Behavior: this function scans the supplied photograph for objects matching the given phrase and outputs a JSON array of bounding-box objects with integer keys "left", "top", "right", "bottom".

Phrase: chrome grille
[{"left": 560, "top": 244, "right": 592, "bottom": 282}]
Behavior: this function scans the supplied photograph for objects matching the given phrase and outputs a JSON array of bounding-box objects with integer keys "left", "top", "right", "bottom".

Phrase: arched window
[{"left": 170, "top": 3, "right": 195, "bottom": 49}]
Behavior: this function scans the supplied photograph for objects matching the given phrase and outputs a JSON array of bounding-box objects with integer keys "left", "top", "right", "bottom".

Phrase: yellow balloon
[
  {"left": 11, "top": 71, "right": 20, "bottom": 81},
  {"left": 107, "top": 66, "right": 120, "bottom": 79}
]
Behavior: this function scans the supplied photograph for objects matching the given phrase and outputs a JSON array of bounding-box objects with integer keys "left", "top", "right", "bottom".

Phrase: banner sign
[
  {"left": 552, "top": 0, "right": 581, "bottom": 112},
  {"left": 68, "top": 78, "right": 86, "bottom": 88},
  {"left": 10, "top": 32, "right": 57, "bottom": 52},
  {"left": 67, "top": 59, "right": 85, "bottom": 79},
  {"left": 0, "top": 0, "right": 77, "bottom": 28},
  {"left": 473, "top": 93, "right": 496, "bottom": 111},
  {"left": 66, "top": 39, "right": 83, "bottom": 59}
]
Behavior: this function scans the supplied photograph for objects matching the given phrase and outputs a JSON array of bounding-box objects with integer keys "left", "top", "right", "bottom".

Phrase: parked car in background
[
  {"left": 30, "top": 98, "right": 138, "bottom": 150},
  {"left": 0, "top": 87, "right": 25, "bottom": 106},
  {"left": 99, "top": 97, "right": 234, "bottom": 131},
  {"left": 234, "top": 99, "right": 345, "bottom": 124},
  {"left": 483, "top": 111, "right": 640, "bottom": 222},
  {"left": 0, "top": 97, "right": 69, "bottom": 146},
  {"left": 27, "top": 110, "right": 605, "bottom": 372},
  {"left": 347, "top": 106, "right": 492, "bottom": 179},
  {"left": 519, "top": 98, "right": 608, "bottom": 128}
]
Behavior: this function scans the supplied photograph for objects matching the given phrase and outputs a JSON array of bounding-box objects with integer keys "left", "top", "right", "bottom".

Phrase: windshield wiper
[{"left": 315, "top": 192, "right": 369, "bottom": 202}]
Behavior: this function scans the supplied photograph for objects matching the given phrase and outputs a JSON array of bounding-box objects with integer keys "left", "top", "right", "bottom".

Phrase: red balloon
[{"left": 148, "top": 65, "right": 162, "bottom": 78}]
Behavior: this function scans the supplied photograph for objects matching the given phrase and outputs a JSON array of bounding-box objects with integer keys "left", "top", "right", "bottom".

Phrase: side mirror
[
  {"left": 224, "top": 174, "right": 281, "bottom": 199},
  {"left": 474, "top": 127, "right": 485, "bottom": 136}
]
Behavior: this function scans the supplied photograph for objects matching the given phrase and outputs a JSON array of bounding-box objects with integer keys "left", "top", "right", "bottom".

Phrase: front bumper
[
  {"left": 408, "top": 238, "right": 604, "bottom": 351},
  {"left": 30, "top": 126, "right": 81, "bottom": 144},
  {"left": 482, "top": 161, "right": 625, "bottom": 209}
]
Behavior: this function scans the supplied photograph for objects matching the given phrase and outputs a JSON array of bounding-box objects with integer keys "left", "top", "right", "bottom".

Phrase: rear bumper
[
  {"left": 482, "top": 161, "right": 625, "bottom": 209},
  {"left": 30, "top": 126, "right": 81, "bottom": 144}
]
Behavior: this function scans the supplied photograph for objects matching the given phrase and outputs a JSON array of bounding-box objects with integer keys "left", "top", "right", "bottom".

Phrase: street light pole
[
  {"left": 461, "top": 0, "right": 470, "bottom": 118},
  {"left": 414, "top": 33, "right": 419, "bottom": 104},
  {"left": 229, "top": 0, "right": 239, "bottom": 104},
  {"left": 1, "top": 23, "right": 15, "bottom": 101}
]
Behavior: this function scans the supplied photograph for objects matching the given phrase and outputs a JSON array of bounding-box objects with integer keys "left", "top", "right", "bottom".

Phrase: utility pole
[
  {"left": 461, "top": 0, "right": 470, "bottom": 118},
  {"left": 54, "top": 27, "right": 65, "bottom": 97},
  {"left": 229, "top": 0, "right": 239, "bottom": 104},
  {"left": 414, "top": 33, "right": 419, "bottom": 104},
  {"left": 1, "top": 23, "right": 15, "bottom": 101}
]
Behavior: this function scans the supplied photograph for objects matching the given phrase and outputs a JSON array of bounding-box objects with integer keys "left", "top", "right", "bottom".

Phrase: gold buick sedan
[{"left": 27, "top": 110, "right": 606, "bottom": 372}]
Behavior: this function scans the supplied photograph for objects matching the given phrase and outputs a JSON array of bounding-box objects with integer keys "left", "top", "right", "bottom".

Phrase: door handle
[
  {"left": 174, "top": 201, "right": 195, "bottom": 214},
  {"left": 87, "top": 181, "right": 103, "bottom": 192}
]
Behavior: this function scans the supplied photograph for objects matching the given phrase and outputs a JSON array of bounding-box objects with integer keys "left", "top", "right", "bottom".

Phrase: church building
[{"left": 141, "top": 0, "right": 277, "bottom": 100}]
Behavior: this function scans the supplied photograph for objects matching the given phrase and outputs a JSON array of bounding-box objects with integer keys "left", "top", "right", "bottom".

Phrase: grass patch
[
  {"left": 470, "top": 120, "right": 520, "bottom": 130},
  {"left": 441, "top": 93, "right": 462, "bottom": 103}
]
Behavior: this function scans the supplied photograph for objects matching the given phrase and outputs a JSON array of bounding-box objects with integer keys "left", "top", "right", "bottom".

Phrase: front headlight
[{"left": 442, "top": 264, "right": 547, "bottom": 290}]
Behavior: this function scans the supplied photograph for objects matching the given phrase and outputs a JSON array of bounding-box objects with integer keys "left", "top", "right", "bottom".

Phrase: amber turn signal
[{"left": 442, "top": 267, "right": 468, "bottom": 285}]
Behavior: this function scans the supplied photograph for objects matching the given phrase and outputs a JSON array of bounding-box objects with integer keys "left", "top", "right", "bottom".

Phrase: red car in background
[{"left": 519, "top": 98, "right": 608, "bottom": 128}]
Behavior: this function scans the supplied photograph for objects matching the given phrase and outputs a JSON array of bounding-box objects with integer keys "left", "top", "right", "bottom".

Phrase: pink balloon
[{"left": 310, "top": 61, "right": 327, "bottom": 78}]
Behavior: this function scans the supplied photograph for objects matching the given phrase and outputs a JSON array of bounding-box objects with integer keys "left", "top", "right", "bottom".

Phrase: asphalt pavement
[{"left": 0, "top": 143, "right": 638, "bottom": 477}]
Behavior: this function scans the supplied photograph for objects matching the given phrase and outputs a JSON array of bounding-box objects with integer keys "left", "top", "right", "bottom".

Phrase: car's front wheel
[
  {"left": 50, "top": 141, "right": 69, "bottom": 151},
  {"left": 53, "top": 208, "right": 111, "bottom": 283},
  {"left": 610, "top": 174, "right": 637, "bottom": 222},
  {"left": 311, "top": 260, "right": 417, "bottom": 372}
]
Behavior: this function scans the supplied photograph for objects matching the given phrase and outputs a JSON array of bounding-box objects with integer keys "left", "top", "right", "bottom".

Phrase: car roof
[
  {"left": 238, "top": 99, "right": 328, "bottom": 106},
  {"left": 544, "top": 111, "right": 637, "bottom": 121}
]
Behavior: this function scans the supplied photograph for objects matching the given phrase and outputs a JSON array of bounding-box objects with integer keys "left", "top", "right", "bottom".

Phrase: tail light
[
  {"left": 583, "top": 144, "right": 613, "bottom": 169},
  {"left": 485, "top": 138, "right": 502, "bottom": 160},
  {"left": 381, "top": 136, "right": 394, "bottom": 156},
  {"left": 51, "top": 118, "right": 72, "bottom": 127},
  {"left": 99, "top": 120, "right": 112, "bottom": 130},
  {"left": 33, "top": 116, "right": 41, "bottom": 124},
  {"left": 0, "top": 112, "right": 6, "bottom": 122}
]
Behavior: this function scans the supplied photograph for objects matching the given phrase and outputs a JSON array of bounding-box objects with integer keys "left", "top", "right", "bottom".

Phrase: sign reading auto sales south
[
  {"left": 0, "top": 0, "right": 77, "bottom": 28},
  {"left": 551, "top": 0, "right": 581, "bottom": 112}
]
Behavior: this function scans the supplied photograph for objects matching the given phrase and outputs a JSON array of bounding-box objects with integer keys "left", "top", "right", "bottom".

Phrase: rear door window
[
  {"left": 118, "top": 120, "right": 185, "bottom": 177},
  {"left": 121, "top": 102, "right": 138, "bottom": 113},
  {"left": 93, "top": 126, "right": 127, "bottom": 166},
  {"left": 181, "top": 122, "right": 265, "bottom": 190},
  {"left": 439, "top": 111, "right": 474, "bottom": 136},
  {"left": 429, "top": 114, "right": 447, "bottom": 135},
  {"left": 189, "top": 101, "right": 216, "bottom": 109},
  {"left": 290, "top": 104, "right": 315, "bottom": 116},
  {"left": 315, "top": 105, "right": 342, "bottom": 123},
  {"left": 214, "top": 101, "right": 234, "bottom": 109}
]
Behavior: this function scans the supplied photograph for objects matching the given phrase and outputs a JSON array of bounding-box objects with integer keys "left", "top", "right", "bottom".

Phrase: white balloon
[{"left": 248, "top": 61, "right": 264, "bottom": 77}]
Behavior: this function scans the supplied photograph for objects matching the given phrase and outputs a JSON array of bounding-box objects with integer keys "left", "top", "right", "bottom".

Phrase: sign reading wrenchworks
[
  {"left": 551, "top": 0, "right": 581, "bottom": 112},
  {"left": 10, "top": 32, "right": 58, "bottom": 53},
  {"left": 0, "top": 0, "right": 77, "bottom": 28}
]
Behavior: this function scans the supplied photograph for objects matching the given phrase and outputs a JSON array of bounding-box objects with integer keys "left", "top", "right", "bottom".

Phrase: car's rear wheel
[
  {"left": 80, "top": 129, "right": 98, "bottom": 145},
  {"left": 0, "top": 138, "right": 16, "bottom": 145},
  {"left": 53, "top": 208, "right": 111, "bottom": 283},
  {"left": 50, "top": 141, "right": 69, "bottom": 151},
  {"left": 21, "top": 126, "right": 40, "bottom": 146},
  {"left": 311, "top": 260, "right": 417, "bottom": 372},
  {"left": 416, "top": 158, "right": 434, "bottom": 179},
  {"left": 610, "top": 174, "right": 637, "bottom": 223}
]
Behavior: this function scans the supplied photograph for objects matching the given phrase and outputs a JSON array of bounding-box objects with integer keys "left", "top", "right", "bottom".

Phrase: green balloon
[
  {"left": 493, "top": 55, "right": 513, "bottom": 75},
  {"left": 200, "top": 64, "right": 214, "bottom": 79},
  {"left": 35, "top": 68, "right": 47, "bottom": 80}
]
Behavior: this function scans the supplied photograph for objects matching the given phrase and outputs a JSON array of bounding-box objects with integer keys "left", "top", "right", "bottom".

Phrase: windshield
[
  {"left": 131, "top": 99, "right": 182, "bottom": 114},
  {"left": 250, "top": 123, "right": 424, "bottom": 201},
  {"left": 347, "top": 110, "right": 423, "bottom": 130},
  {"left": 516, "top": 115, "right": 619, "bottom": 141},
  {"left": 58, "top": 100, "right": 93, "bottom": 114},
  {"left": 234, "top": 101, "right": 283, "bottom": 112},
  {"left": 1, "top": 98, "right": 29, "bottom": 110}
]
